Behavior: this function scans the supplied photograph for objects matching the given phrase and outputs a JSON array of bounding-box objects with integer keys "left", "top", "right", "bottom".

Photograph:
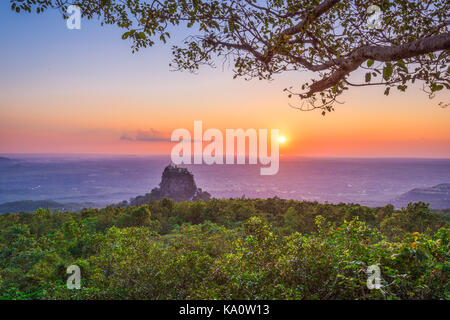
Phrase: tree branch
[{"left": 306, "top": 32, "right": 450, "bottom": 97}]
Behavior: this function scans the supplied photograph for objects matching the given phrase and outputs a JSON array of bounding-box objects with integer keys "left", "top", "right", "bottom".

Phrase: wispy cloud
[
  {"left": 120, "top": 134, "right": 134, "bottom": 141},
  {"left": 120, "top": 129, "right": 168, "bottom": 142}
]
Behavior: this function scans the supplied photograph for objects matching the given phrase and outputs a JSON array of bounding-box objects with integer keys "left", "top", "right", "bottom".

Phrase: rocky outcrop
[
  {"left": 124, "top": 165, "right": 211, "bottom": 206},
  {"left": 393, "top": 183, "right": 450, "bottom": 209},
  {"left": 158, "top": 166, "right": 199, "bottom": 200}
]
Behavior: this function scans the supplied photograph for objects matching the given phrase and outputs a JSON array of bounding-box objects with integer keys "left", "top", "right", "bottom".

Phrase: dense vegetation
[{"left": 0, "top": 198, "right": 448, "bottom": 300}]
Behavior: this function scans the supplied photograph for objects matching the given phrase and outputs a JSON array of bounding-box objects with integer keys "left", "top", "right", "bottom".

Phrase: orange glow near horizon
[
  {"left": 1, "top": 76, "right": 449, "bottom": 158},
  {"left": 0, "top": 12, "right": 449, "bottom": 158}
]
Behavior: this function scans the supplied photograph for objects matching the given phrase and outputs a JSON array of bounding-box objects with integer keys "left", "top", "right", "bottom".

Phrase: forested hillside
[{"left": 0, "top": 199, "right": 448, "bottom": 300}]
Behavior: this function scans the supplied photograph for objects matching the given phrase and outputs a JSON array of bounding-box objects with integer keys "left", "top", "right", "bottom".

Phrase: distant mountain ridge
[
  {"left": 393, "top": 183, "right": 450, "bottom": 209},
  {"left": 0, "top": 200, "right": 95, "bottom": 214}
]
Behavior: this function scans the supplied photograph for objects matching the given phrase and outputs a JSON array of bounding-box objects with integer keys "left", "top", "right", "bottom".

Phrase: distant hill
[
  {"left": 393, "top": 183, "right": 450, "bottom": 209},
  {"left": 0, "top": 200, "right": 96, "bottom": 214},
  {"left": 0, "top": 157, "right": 11, "bottom": 162}
]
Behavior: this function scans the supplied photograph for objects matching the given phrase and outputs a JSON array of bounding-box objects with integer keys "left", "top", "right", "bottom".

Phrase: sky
[{"left": 0, "top": 2, "right": 449, "bottom": 158}]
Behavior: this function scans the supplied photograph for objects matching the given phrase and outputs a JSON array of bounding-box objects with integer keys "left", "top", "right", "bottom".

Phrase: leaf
[
  {"left": 365, "top": 72, "right": 371, "bottom": 83},
  {"left": 122, "top": 31, "right": 133, "bottom": 40},
  {"left": 367, "top": 59, "right": 374, "bottom": 67},
  {"left": 383, "top": 64, "right": 393, "bottom": 81},
  {"left": 396, "top": 60, "right": 406, "bottom": 70},
  {"left": 384, "top": 87, "right": 390, "bottom": 96},
  {"left": 431, "top": 84, "right": 444, "bottom": 92}
]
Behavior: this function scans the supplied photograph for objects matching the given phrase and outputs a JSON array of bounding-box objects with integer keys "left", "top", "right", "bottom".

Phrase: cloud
[
  {"left": 120, "top": 134, "right": 134, "bottom": 141},
  {"left": 136, "top": 129, "right": 168, "bottom": 142},
  {"left": 120, "top": 128, "right": 168, "bottom": 142}
]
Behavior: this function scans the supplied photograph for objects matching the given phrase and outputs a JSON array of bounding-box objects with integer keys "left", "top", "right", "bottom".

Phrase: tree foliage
[
  {"left": 11, "top": 0, "right": 450, "bottom": 113},
  {"left": 0, "top": 199, "right": 448, "bottom": 299}
]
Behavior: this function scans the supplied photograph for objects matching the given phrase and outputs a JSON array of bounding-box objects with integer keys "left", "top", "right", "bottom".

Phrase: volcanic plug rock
[
  {"left": 158, "top": 165, "right": 200, "bottom": 201},
  {"left": 125, "top": 165, "right": 211, "bottom": 206}
]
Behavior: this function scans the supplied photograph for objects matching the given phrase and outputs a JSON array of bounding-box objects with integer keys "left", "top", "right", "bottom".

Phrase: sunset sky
[{"left": 1, "top": 2, "right": 449, "bottom": 158}]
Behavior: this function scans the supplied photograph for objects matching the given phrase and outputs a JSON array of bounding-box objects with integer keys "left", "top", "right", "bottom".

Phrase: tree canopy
[
  {"left": 12, "top": 0, "right": 450, "bottom": 113},
  {"left": 0, "top": 199, "right": 449, "bottom": 299}
]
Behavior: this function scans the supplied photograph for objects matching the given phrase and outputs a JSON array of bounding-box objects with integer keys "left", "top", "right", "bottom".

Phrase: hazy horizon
[
  {"left": 2, "top": 153, "right": 450, "bottom": 160},
  {"left": 1, "top": 156, "right": 449, "bottom": 209}
]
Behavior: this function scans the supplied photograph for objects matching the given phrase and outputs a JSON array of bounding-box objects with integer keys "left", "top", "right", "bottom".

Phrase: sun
[{"left": 278, "top": 136, "right": 286, "bottom": 144}]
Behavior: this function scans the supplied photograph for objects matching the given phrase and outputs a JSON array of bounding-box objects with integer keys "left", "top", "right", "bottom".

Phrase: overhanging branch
[{"left": 305, "top": 32, "right": 450, "bottom": 97}]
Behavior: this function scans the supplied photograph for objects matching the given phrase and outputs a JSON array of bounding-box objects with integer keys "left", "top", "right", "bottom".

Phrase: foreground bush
[{"left": 0, "top": 200, "right": 448, "bottom": 300}]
